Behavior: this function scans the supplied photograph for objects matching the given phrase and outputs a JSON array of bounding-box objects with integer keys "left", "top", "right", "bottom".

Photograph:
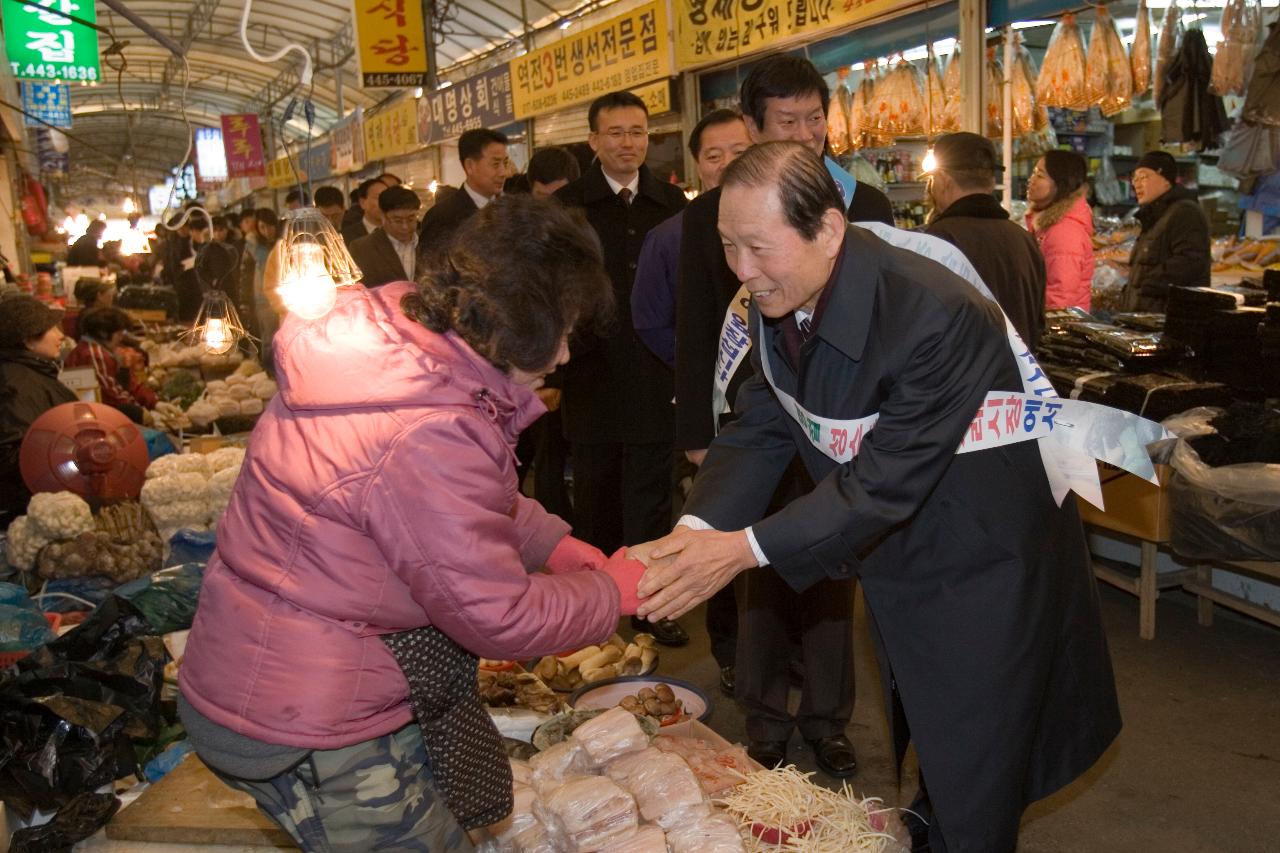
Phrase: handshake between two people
[{"left": 545, "top": 527, "right": 757, "bottom": 621}]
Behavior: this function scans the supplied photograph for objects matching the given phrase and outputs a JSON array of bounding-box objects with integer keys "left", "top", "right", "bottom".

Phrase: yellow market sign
[
  {"left": 630, "top": 79, "right": 672, "bottom": 115},
  {"left": 266, "top": 155, "right": 301, "bottom": 189},
  {"left": 675, "top": 0, "right": 913, "bottom": 68},
  {"left": 510, "top": 1, "right": 672, "bottom": 120},
  {"left": 351, "top": 0, "right": 430, "bottom": 87},
  {"left": 363, "top": 97, "right": 419, "bottom": 162}
]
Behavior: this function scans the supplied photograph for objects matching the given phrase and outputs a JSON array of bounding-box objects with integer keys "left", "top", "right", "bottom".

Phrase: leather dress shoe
[
  {"left": 807, "top": 734, "right": 857, "bottom": 778},
  {"left": 718, "top": 665, "right": 735, "bottom": 696},
  {"left": 747, "top": 739, "right": 787, "bottom": 768},
  {"left": 632, "top": 616, "right": 689, "bottom": 647}
]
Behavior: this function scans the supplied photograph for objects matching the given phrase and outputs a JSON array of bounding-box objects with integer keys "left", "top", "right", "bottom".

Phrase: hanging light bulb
[
  {"left": 186, "top": 290, "right": 251, "bottom": 355},
  {"left": 122, "top": 197, "right": 137, "bottom": 215},
  {"left": 921, "top": 148, "right": 938, "bottom": 174},
  {"left": 276, "top": 206, "right": 362, "bottom": 320}
]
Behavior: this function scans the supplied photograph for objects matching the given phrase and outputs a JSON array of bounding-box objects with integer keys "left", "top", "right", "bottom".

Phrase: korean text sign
[
  {"left": 332, "top": 108, "right": 365, "bottom": 173},
  {"left": 509, "top": 1, "right": 672, "bottom": 120},
  {"left": 352, "top": 0, "right": 430, "bottom": 88},
  {"left": 4, "top": 0, "right": 100, "bottom": 82},
  {"left": 21, "top": 80, "right": 71, "bottom": 127},
  {"left": 363, "top": 97, "right": 418, "bottom": 162},
  {"left": 674, "top": 0, "right": 910, "bottom": 68},
  {"left": 220, "top": 114, "right": 266, "bottom": 178},
  {"left": 417, "top": 65, "right": 514, "bottom": 146}
]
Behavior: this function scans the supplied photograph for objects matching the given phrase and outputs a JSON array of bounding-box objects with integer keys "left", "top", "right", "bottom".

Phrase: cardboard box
[
  {"left": 660, "top": 719, "right": 765, "bottom": 771},
  {"left": 1077, "top": 462, "right": 1173, "bottom": 543},
  {"left": 57, "top": 366, "right": 100, "bottom": 403},
  {"left": 187, "top": 435, "right": 226, "bottom": 454}
]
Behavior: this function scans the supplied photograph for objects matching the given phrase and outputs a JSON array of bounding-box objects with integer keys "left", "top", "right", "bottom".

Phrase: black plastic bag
[
  {"left": 0, "top": 598, "right": 167, "bottom": 819},
  {"left": 9, "top": 791, "right": 120, "bottom": 852}
]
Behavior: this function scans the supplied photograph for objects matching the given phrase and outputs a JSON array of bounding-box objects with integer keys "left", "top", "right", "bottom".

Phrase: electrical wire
[{"left": 239, "top": 0, "right": 314, "bottom": 86}]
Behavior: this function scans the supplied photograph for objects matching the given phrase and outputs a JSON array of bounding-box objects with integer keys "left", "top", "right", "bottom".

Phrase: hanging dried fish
[{"left": 1037, "top": 13, "right": 1090, "bottom": 111}]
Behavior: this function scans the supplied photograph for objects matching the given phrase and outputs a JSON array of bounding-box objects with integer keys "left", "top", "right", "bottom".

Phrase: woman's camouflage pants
[{"left": 213, "top": 723, "right": 474, "bottom": 852}]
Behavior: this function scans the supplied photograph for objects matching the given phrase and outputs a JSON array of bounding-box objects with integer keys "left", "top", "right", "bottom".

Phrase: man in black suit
[
  {"left": 554, "top": 92, "right": 689, "bottom": 646},
  {"left": 635, "top": 143, "right": 1121, "bottom": 853},
  {"left": 419, "top": 128, "right": 509, "bottom": 253},
  {"left": 340, "top": 178, "right": 387, "bottom": 248},
  {"left": 348, "top": 186, "right": 425, "bottom": 288},
  {"left": 670, "top": 54, "right": 894, "bottom": 776}
]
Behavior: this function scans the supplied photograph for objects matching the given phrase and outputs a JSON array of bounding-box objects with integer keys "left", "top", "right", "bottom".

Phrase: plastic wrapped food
[
  {"left": 622, "top": 751, "right": 704, "bottom": 822},
  {"left": 529, "top": 740, "right": 592, "bottom": 795},
  {"left": 849, "top": 62, "right": 885, "bottom": 149},
  {"left": 985, "top": 47, "right": 1004, "bottom": 137},
  {"left": 941, "top": 46, "right": 962, "bottom": 132},
  {"left": 1155, "top": 1, "right": 1184, "bottom": 104},
  {"left": 924, "top": 44, "right": 947, "bottom": 136},
  {"left": 827, "top": 69, "right": 853, "bottom": 156},
  {"left": 872, "top": 57, "right": 926, "bottom": 137},
  {"left": 492, "top": 784, "right": 540, "bottom": 846},
  {"left": 604, "top": 746, "right": 662, "bottom": 786},
  {"left": 1010, "top": 34, "right": 1044, "bottom": 136},
  {"left": 652, "top": 735, "right": 755, "bottom": 796},
  {"left": 598, "top": 826, "right": 668, "bottom": 853},
  {"left": 1132, "top": 0, "right": 1152, "bottom": 95},
  {"left": 513, "top": 821, "right": 558, "bottom": 853},
  {"left": 571, "top": 707, "right": 649, "bottom": 765},
  {"left": 1037, "top": 14, "right": 1089, "bottom": 110},
  {"left": 1210, "top": 0, "right": 1263, "bottom": 96},
  {"left": 665, "top": 812, "right": 745, "bottom": 853},
  {"left": 535, "top": 776, "right": 639, "bottom": 852},
  {"left": 1086, "top": 6, "right": 1133, "bottom": 116}
]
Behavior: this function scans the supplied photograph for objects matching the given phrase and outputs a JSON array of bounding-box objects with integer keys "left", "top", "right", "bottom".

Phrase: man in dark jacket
[
  {"left": 1123, "top": 150, "right": 1211, "bottom": 312},
  {"left": 419, "top": 128, "right": 509, "bottom": 254},
  {"left": 636, "top": 143, "right": 1121, "bottom": 853},
  {"left": 0, "top": 296, "right": 77, "bottom": 529},
  {"left": 340, "top": 178, "right": 387, "bottom": 248},
  {"left": 555, "top": 92, "right": 688, "bottom": 646},
  {"left": 672, "top": 53, "right": 893, "bottom": 775},
  {"left": 924, "top": 132, "right": 1046, "bottom": 347},
  {"left": 348, "top": 187, "right": 425, "bottom": 287},
  {"left": 66, "top": 220, "right": 107, "bottom": 266}
]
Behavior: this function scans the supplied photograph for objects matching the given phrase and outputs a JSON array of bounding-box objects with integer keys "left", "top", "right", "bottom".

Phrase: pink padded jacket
[{"left": 179, "top": 282, "right": 620, "bottom": 749}]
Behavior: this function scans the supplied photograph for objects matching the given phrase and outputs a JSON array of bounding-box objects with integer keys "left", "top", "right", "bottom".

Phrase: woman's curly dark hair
[{"left": 402, "top": 194, "right": 614, "bottom": 373}]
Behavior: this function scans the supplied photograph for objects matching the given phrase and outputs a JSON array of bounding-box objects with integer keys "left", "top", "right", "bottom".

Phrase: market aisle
[{"left": 655, "top": 583, "right": 1280, "bottom": 852}]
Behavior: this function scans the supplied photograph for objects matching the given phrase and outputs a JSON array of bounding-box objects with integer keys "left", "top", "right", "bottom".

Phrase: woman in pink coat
[
  {"left": 1026, "top": 149, "right": 1095, "bottom": 312},
  {"left": 179, "top": 196, "right": 645, "bottom": 852}
]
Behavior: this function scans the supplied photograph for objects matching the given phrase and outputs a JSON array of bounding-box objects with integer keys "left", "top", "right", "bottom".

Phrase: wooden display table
[
  {"left": 1186, "top": 559, "right": 1280, "bottom": 632},
  {"left": 1078, "top": 463, "right": 1193, "bottom": 640},
  {"left": 106, "top": 754, "right": 295, "bottom": 848}
]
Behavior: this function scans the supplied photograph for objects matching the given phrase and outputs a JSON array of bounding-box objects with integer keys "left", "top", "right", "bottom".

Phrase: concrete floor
[{"left": 649, "top": 583, "right": 1280, "bottom": 852}]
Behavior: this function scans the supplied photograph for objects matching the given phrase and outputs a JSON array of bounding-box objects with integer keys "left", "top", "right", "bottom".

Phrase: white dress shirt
[
  {"left": 388, "top": 232, "right": 419, "bottom": 281},
  {"left": 463, "top": 182, "right": 495, "bottom": 210},
  {"left": 602, "top": 171, "right": 640, "bottom": 198}
]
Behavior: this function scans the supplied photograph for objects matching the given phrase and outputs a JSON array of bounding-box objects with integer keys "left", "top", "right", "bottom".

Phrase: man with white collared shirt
[
  {"left": 419, "top": 128, "right": 509, "bottom": 253},
  {"left": 340, "top": 178, "right": 388, "bottom": 248},
  {"left": 348, "top": 187, "right": 426, "bottom": 288}
]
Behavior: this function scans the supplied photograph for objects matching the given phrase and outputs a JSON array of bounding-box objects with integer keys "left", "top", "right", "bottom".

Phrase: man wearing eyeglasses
[
  {"left": 349, "top": 186, "right": 426, "bottom": 288},
  {"left": 419, "top": 128, "right": 509, "bottom": 252},
  {"left": 555, "top": 91, "right": 690, "bottom": 648}
]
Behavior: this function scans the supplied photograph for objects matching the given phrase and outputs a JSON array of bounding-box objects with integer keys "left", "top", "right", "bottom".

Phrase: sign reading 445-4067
[{"left": 3, "top": 0, "right": 101, "bottom": 83}]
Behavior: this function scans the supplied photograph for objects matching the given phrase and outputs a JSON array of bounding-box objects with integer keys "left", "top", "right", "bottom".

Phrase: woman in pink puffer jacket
[
  {"left": 179, "top": 196, "right": 645, "bottom": 852},
  {"left": 1026, "top": 149, "right": 1095, "bottom": 312}
]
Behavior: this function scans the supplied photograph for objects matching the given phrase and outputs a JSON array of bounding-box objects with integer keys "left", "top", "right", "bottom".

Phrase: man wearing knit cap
[
  {"left": 0, "top": 295, "right": 76, "bottom": 528},
  {"left": 924, "top": 132, "right": 1045, "bottom": 348},
  {"left": 1123, "top": 149, "right": 1211, "bottom": 312}
]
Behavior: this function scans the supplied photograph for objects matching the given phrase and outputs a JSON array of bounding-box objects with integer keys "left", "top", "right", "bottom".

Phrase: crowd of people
[{"left": 0, "top": 48, "right": 1223, "bottom": 853}]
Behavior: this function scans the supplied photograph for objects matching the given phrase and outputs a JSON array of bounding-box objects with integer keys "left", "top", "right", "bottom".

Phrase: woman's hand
[
  {"left": 544, "top": 535, "right": 607, "bottom": 574},
  {"left": 600, "top": 548, "right": 647, "bottom": 616}
]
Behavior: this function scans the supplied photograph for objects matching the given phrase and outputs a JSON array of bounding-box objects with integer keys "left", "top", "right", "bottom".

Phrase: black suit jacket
[
  {"left": 554, "top": 163, "right": 687, "bottom": 444},
  {"left": 685, "top": 225, "right": 1120, "bottom": 850},
  {"left": 418, "top": 185, "right": 479, "bottom": 255},
  {"left": 349, "top": 228, "right": 425, "bottom": 287},
  {"left": 341, "top": 218, "right": 375, "bottom": 250},
  {"left": 674, "top": 181, "right": 894, "bottom": 450}
]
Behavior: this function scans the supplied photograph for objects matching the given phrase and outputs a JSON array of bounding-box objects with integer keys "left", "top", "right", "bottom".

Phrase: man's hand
[
  {"left": 684, "top": 448, "right": 708, "bottom": 466},
  {"left": 632, "top": 527, "right": 756, "bottom": 622}
]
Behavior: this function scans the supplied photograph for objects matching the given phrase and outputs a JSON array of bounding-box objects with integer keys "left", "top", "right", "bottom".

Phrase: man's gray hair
[{"left": 719, "top": 142, "right": 844, "bottom": 241}]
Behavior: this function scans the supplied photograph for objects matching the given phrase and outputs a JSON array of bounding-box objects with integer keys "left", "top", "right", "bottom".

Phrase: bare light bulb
[
  {"left": 921, "top": 148, "right": 937, "bottom": 174},
  {"left": 202, "top": 318, "right": 234, "bottom": 354},
  {"left": 122, "top": 197, "right": 137, "bottom": 215},
  {"left": 280, "top": 242, "right": 338, "bottom": 320}
]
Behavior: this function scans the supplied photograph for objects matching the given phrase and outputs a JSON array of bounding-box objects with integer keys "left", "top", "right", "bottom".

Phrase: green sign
[{"left": 3, "top": 0, "right": 100, "bottom": 83}]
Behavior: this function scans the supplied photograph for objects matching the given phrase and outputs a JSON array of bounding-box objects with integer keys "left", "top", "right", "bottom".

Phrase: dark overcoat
[
  {"left": 685, "top": 225, "right": 1122, "bottom": 852},
  {"left": 554, "top": 162, "right": 686, "bottom": 445}
]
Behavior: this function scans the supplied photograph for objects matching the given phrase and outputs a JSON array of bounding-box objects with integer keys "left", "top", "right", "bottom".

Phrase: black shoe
[
  {"left": 632, "top": 616, "right": 689, "bottom": 647},
  {"left": 718, "top": 665, "right": 735, "bottom": 696},
  {"left": 747, "top": 739, "right": 787, "bottom": 768},
  {"left": 807, "top": 734, "right": 857, "bottom": 778}
]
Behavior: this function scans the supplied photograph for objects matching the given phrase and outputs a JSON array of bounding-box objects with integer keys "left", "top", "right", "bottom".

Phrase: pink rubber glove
[
  {"left": 600, "top": 548, "right": 647, "bottom": 616},
  {"left": 545, "top": 536, "right": 608, "bottom": 575}
]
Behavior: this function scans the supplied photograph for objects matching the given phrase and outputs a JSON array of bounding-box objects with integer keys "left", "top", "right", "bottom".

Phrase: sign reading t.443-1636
[{"left": 3, "top": 0, "right": 101, "bottom": 82}]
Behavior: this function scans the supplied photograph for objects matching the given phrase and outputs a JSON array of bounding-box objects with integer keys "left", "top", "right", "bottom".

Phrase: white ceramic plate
[{"left": 568, "top": 676, "right": 712, "bottom": 722}]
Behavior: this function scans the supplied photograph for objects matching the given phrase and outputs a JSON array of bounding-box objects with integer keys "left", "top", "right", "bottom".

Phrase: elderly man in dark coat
[{"left": 634, "top": 142, "right": 1121, "bottom": 853}]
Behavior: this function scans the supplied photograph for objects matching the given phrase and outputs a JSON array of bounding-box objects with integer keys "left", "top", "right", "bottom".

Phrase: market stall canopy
[{"left": 14, "top": 0, "right": 607, "bottom": 200}]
